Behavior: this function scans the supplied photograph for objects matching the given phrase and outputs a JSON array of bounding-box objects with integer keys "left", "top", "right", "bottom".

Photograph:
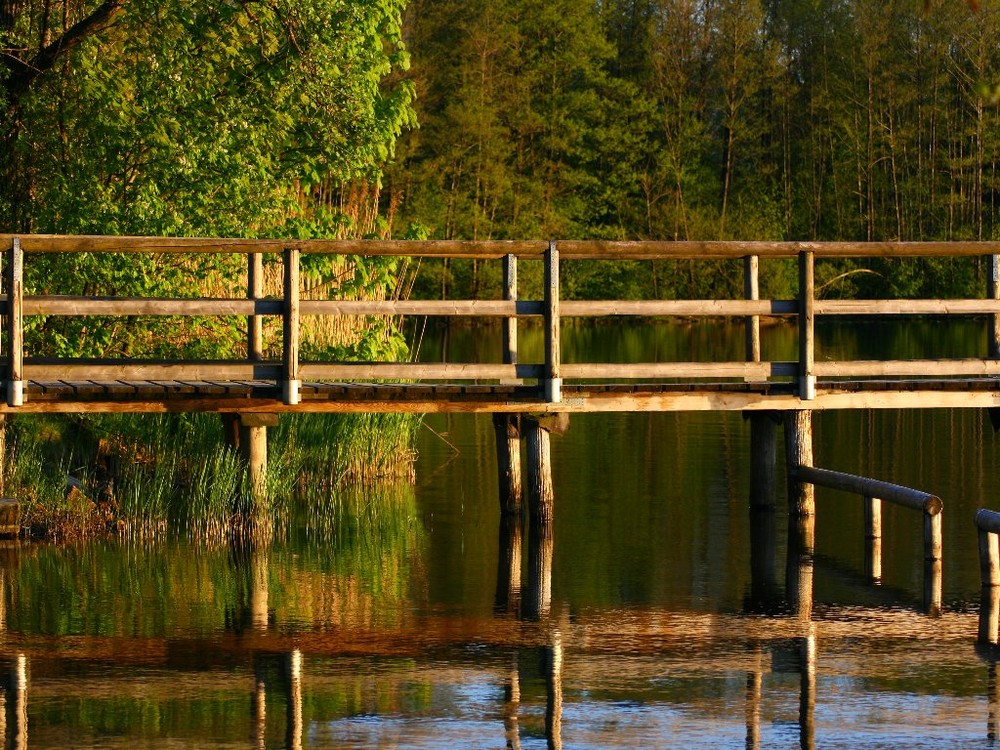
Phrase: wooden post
[
  {"left": 749, "top": 414, "right": 776, "bottom": 510},
  {"left": 283, "top": 247, "right": 300, "bottom": 406},
  {"left": 249, "top": 252, "right": 264, "bottom": 361},
  {"left": 924, "top": 510, "right": 943, "bottom": 616},
  {"left": 6, "top": 239, "right": 23, "bottom": 408},
  {"left": 0, "top": 415, "right": 6, "bottom": 495},
  {"left": 744, "top": 254, "right": 761, "bottom": 366},
  {"left": 981, "top": 525, "right": 1000, "bottom": 587},
  {"left": 784, "top": 410, "right": 815, "bottom": 517},
  {"left": 493, "top": 414, "right": 522, "bottom": 517},
  {"left": 749, "top": 412, "right": 778, "bottom": 609},
  {"left": 543, "top": 241, "right": 561, "bottom": 403},
  {"left": 798, "top": 250, "right": 815, "bottom": 401},
  {"left": 989, "top": 254, "right": 1000, "bottom": 358},
  {"left": 864, "top": 495, "right": 883, "bottom": 583},
  {"left": 502, "top": 254, "right": 518, "bottom": 373},
  {"left": 220, "top": 413, "right": 241, "bottom": 452},
  {"left": 982, "top": 585, "right": 1000, "bottom": 646},
  {"left": 238, "top": 414, "right": 277, "bottom": 506},
  {"left": 525, "top": 417, "right": 554, "bottom": 527}
]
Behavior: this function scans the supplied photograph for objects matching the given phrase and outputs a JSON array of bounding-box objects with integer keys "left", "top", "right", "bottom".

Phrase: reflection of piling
[
  {"left": 503, "top": 656, "right": 521, "bottom": 750},
  {"left": 745, "top": 643, "right": 763, "bottom": 750},
  {"left": 525, "top": 519, "right": 554, "bottom": 622},
  {"left": 495, "top": 509, "right": 523, "bottom": 615},
  {"left": 544, "top": 631, "right": 563, "bottom": 750},
  {"left": 285, "top": 650, "right": 303, "bottom": 750},
  {"left": 786, "top": 513, "right": 815, "bottom": 621},
  {"left": 253, "top": 663, "right": 267, "bottom": 750},
  {"left": 864, "top": 495, "right": 883, "bottom": 583},
  {"left": 494, "top": 413, "right": 523, "bottom": 615},
  {"left": 12, "top": 654, "right": 25, "bottom": 750},
  {"left": 799, "top": 633, "right": 816, "bottom": 750}
]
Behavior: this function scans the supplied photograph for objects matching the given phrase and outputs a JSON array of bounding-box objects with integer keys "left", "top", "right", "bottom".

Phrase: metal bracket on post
[
  {"left": 544, "top": 240, "right": 561, "bottom": 404},
  {"left": 798, "top": 250, "right": 816, "bottom": 401},
  {"left": 283, "top": 246, "right": 300, "bottom": 406},
  {"left": 7, "top": 237, "right": 23, "bottom": 407}
]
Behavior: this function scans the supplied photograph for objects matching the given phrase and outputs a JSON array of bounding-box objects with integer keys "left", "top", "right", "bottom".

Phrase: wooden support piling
[
  {"left": 493, "top": 414, "right": 522, "bottom": 516},
  {"left": 524, "top": 417, "right": 555, "bottom": 527},
  {"left": 784, "top": 410, "right": 815, "bottom": 517},
  {"left": 749, "top": 412, "right": 779, "bottom": 608},
  {"left": 749, "top": 413, "right": 777, "bottom": 510}
]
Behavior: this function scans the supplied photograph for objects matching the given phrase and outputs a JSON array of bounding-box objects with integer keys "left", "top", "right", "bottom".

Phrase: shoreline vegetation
[{"left": 6, "top": 411, "right": 420, "bottom": 541}]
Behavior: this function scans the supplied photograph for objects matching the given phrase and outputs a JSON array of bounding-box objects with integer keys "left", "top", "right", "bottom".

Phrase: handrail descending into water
[
  {"left": 794, "top": 465, "right": 943, "bottom": 612},
  {"left": 3, "top": 235, "right": 1000, "bottom": 413}
]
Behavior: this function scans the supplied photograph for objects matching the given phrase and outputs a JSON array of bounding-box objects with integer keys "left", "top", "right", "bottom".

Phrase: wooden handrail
[{"left": 6, "top": 235, "right": 1000, "bottom": 409}]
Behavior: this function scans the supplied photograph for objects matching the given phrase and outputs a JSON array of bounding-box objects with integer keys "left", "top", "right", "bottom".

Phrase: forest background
[{"left": 387, "top": 0, "right": 1000, "bottom": 302}]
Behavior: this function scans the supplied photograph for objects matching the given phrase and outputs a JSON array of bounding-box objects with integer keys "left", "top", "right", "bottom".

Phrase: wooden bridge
[{"left": 2, "top": 234, "right": 1000, "bottom": 415}]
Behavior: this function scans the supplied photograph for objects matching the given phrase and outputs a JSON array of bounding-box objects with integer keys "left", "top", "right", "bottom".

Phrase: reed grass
[{"left": 3, "top": 409, "right": 420, "bottom": 540}]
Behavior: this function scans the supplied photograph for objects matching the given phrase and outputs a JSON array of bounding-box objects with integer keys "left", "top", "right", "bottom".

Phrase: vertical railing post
[
  {"left": 989, "top": 254, "right": 1000, "bottom": 359},
  {"left": 248, "top": 251, "right": 264, "bottom": 361},
  {"left": 6, "top": 238, "right": 23, "bottom": 407},
  {"left": 744, "top": 254, "right": 761, "bottom": 367},
  {"left": 503, "top": 253, "right": 518, "bottom": 375},
  {"left": 798, "top": 250, "right": 815, "bottom": 401},
  {"left": 283, "top": 247, "right": 300, "bottom": 406},
  {"left": 544, "top": 241, "right": 561, "bottom": 403}
]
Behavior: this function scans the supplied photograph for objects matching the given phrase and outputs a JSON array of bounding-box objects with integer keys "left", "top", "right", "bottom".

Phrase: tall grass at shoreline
[{"left": 4, "top": 410, "right": 420, "bottom": 540}]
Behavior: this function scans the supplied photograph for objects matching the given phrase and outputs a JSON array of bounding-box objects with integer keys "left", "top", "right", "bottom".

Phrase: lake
[{"left": 1, "top": 318, "right": 999, "bottom": 748}]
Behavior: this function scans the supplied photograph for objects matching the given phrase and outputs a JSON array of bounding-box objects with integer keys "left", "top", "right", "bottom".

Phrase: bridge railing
[{"left": 2, "top": 235, "right": 1000, "bottom": 407}]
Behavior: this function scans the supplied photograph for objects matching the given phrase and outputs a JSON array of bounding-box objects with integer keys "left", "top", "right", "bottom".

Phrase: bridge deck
[{"left": 8, "top": 378, "right": 1000, "bottom": 413}]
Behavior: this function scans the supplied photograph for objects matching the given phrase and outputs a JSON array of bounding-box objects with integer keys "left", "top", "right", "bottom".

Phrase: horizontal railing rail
[
  {"left": 2, "top": 235, "right": 1000, "bottom": 409},
  {"left": 795, "top": 465, "right": 943, "bottom": 614}
]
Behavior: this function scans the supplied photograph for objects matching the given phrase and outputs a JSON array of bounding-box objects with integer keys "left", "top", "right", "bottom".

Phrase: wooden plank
[
  {"left": 300, "top": 299, "right": 543, "bottom": 317},
  {"left": 560, "top": 299, "right": 797, "bottom": 317},
  {"left": 560, "top": 361, "right": 797, "bottom": 379},
  {"left": 1, "top": 234, "right": 549, "bottom": 259},
  {"left": 796, "top": 465, "right": 942, "bottom": 515},
  {"left": 24, "top": 361, "right": 283, "bottom": 381},
  {"left": 24, "top": 297, "right": 283, "bottom": 316},
  {"left": 8, "top": 234, "right": 1000, "bottom": 260},
  {"left": 814, "top": 359, "right": 1000, "bottom": 377},
  {"left": 815, "top": 298, "right": 1000, "bottom": 315},
  {"left": 301, "top": 362, "right": 543, "bottom": 380}
]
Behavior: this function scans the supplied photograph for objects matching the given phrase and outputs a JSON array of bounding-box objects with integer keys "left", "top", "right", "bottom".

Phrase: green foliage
[{"left": 388, "top": 0, "right": 1000, "bottom": 300}]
